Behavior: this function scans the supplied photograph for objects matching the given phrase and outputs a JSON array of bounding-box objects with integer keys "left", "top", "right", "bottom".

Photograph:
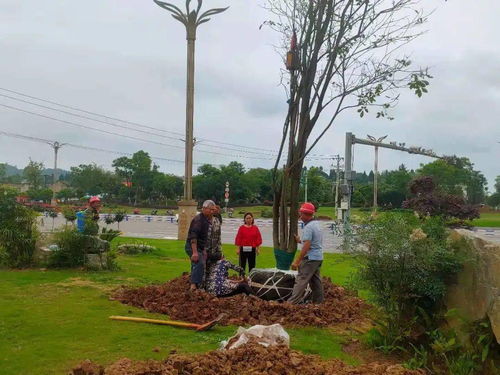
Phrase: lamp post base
[{"left": 177, "top": 200, "right": 198, "bottom": 241}]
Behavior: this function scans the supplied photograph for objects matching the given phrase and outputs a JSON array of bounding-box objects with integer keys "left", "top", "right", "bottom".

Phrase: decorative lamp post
[{"left": 154, "top": 0, "right": 228, "bottom": 240}]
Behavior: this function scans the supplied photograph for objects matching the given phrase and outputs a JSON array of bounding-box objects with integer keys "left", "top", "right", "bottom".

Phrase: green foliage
[
  {"left": 117, "top": 242, "right": 156, "bottom": 255},
  {"left": 261, "top": 208, "right": 273, "bottom": 218},
  {"left": 69, "top": 163, "right": 120, "bottom": 197},
  {"left": 0, "top": 186, "right": 38, "bottom": 268},
  {"left": 50, "top": 227, "right": 89, "bottom": 267},
  {"left": 56, "top": 188, "right": 77, "bottom": 202},
  {"left": 62, "top": 208, "right": 77, "bottom": 223},
  {"left": 0, "top": 163, "right": 6, "bottom": 181},
  {"left": 51, "top": 227, "right": 117, "bottom": 269},
  {"left": 352, "top": 213, "right": 466, "bottom": 341},
  {"left": 104, "top": 214, "right": 115, "bottom": 225},
  {"left": 99, "top": 228, "right": 120, "bottom": 242},
  {"left": 113, "top": 210, "right": 126, "bottom": 230},
  {"left": 418, "top": 157, "right": 487, "bottom": 204},
  {"left": 487, "top": 193, "right": 500, "bottom": 208},
  {"left": 26, "top": 188, "right": 53, "bottom": 203},
  {"left": 23, "top": 159, "right": 45, "bottom": 190}
]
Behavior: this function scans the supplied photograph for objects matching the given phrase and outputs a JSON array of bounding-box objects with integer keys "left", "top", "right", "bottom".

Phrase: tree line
[{"left": 0, "top": 151, "right": 496, "bottom": 208}]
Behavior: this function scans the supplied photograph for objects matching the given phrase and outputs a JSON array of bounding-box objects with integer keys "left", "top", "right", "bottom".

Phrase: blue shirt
[{"left": 301, "top": 220, "right": 323, "bottom": 261}]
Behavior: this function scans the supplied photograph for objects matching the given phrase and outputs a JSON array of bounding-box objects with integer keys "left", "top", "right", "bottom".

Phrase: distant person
[
  {"left": 205, "top": 258, "right": 253, "bottom": 297},
  {"left": 288, "top": 203, "right": 324, "bottom": 304},
  {"left": 76, "top": 196, "right": 101, "bottom": 235},
  {"left": 185, "top": 200, "right": 215, "bottom": 290},
  {"left": 234, "top": 212, "right": 262, "bottom": 273}
]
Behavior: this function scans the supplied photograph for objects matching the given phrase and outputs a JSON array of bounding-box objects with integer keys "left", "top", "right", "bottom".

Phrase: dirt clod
[
  {"left": 113, "top": 275, "right": 367, "bottom": 327},
  {"left": 71, "top": 343, "right": 424, "bottom": 375}
]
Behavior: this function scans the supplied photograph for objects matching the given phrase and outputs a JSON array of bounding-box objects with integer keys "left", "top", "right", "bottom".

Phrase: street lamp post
[
  {"left": 367, "top": 135, "right": 387, "bottom": 214},
  {"left": 154, "top": 0, "right": 228, "bottom": 240}
]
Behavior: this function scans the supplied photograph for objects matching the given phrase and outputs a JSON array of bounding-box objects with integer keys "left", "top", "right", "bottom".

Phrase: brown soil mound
[
  {"left": 112, "top": 275, "right": 367, "bottom": 327},
  {"left": 71, "top": 343, "right": 424, "bottom": 375}
]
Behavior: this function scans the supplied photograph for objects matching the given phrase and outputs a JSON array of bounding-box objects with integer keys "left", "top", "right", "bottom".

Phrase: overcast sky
[{"left": 0, "top": 0, "right": 498, "bottom": 189}]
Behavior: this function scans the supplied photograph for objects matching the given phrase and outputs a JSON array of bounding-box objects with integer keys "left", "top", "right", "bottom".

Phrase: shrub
[
  {"left": 104, "top": 214, "right": 114, "bottom": 226},
  {"left": 117, "top": 243, "right": 156, "bottom": 255},
  {"left": 351, "top": 213, "right": 466, "bottom": 341},
  {"left": 50, "top": 227, "right": 88, "bottom": 267},
  {"left": 50, "top": 227, "right": 117, "bottom": 269},
  {"left": 261, "top": 208, "right": 273, "bottom": 218},
  {"left": 99, "top": 228, "right": 121, "bottom": 242},
  {"left": 62, "top": 208, "right": 77, "bottom": 225},
  {"left": 0, "top": 186, "right": 38, "bottom": 268},
  {"left": 403, "top": 176, "right": 479, "bottom": 222},
  {"left": 113, "top": 210, "right": 126, "bottom": 230}
]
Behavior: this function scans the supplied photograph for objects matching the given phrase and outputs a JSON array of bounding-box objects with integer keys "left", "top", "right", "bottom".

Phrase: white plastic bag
[{"left": 220, "top": 324, "right": 290, "bottom": 350}]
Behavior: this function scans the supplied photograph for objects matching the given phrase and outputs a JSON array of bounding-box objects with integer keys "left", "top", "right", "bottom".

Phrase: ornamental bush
[
  {"left": 351, "top": 213, "right": 468, "bottom": 340},
  {"left": 117, "top": 243, "right": 156, "bottom": 255},
  {"left": 0, "top": 186, "right": 38, "bottom": 268}
]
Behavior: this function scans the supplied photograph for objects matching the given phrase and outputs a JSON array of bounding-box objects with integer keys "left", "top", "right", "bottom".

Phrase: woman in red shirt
[{"left": 234, "top": 212, "right": 262, "bottom": 272}]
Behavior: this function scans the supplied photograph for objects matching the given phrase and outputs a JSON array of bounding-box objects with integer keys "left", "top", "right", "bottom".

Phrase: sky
[{"left": 0, "top": 0, "right": 498, "bottom": 189}]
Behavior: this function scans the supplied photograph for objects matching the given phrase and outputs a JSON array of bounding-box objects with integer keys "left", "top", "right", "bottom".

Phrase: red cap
[
  {"left": 89, "top": 196, "right": 101, "bottom": 204},
  {"left": 299, "top": 202, "right": 315, "bottom": 214}
]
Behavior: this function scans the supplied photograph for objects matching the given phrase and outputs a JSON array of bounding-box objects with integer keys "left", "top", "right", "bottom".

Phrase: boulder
[{"left": 446, "top": 230, "right": 500, "bottom": 343}]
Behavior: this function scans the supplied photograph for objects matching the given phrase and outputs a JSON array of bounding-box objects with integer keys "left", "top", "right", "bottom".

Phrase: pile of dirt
[
  {"left": 112, "top": 275, "right": 367, "bottom": 327},
  {"left": 71, "top": 342, "right": 424, "bottom": 375}
]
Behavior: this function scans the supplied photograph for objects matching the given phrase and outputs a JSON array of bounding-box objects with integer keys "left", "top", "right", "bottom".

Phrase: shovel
[{"left": 109, "top": 313, "right": 225, "bottom": 332}]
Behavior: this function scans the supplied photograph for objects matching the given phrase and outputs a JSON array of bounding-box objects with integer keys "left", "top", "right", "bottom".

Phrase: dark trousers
[
  {"left": 239, "top": 248, "right": 256, "bottom": 272},
  {"left": 288, "top": 260, "right": 324, "bottom": 304},
  {"left": 185, "top": 243, "right": 205, "bottom": 286},
  {"left": 223, "top": 282, "right": 254, "bottom": 297}
]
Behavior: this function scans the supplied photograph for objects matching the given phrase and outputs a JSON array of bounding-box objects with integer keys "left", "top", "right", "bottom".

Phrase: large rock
[{"left": 446, "top": 230, "right": 500, "bottom": 343}]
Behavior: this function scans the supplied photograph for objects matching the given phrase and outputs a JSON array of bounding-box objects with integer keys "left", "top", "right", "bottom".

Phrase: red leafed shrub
[{"left": 403, "top": 176, "right": 479, "bottom": 221}]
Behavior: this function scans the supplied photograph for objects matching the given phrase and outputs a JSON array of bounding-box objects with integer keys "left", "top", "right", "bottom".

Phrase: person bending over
[{"left": 205, "top": 258, "right": 253, "bottom": 297}]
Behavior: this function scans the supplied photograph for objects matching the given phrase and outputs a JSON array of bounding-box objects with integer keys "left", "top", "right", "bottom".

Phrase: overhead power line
[
  {"left": 0, "top": 103, "right": 275, "bottom": 161},
  {"left": 0, "top": 87, "right": 281, "bottom": 154},
  {"left": 0, "top": 87, "right": 334, "bottom": 158},
  {"left": 0, "top": 130, "right": 211, "bottom": 166}
]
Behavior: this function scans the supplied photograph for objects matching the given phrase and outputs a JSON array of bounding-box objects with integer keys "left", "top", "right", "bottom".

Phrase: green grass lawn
[
  {"left": 471, "top": 212, "right": 500, "bottom": 227},
  {"left": 0, "top": 239, "right": 360, "bottom": 375}
]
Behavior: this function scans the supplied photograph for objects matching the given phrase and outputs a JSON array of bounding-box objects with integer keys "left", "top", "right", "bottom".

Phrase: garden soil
[
  {"left": 112, "top": 275, "right": 367, "bottom": 327},
  {"left": 71, "top": 342, "right": 424, "bottom": 375}
]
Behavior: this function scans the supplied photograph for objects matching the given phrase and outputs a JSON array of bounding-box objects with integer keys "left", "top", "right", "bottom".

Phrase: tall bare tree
[{"left": 266, "top": 0, "right": 432, "bottom": 257}]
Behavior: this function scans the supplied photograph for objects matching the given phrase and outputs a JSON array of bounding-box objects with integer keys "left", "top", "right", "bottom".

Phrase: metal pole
[
  {"left": 342, "top": 133, "right": 353, "bottom": 222},
  {"left": 184, "top": 25, "right": 196, "bottom": 201},
  {"left": 53, "top": 142, "right": 60, "bottom": 185},
  {"left": 304, "top": 171, "right": 308, "bottom": 202},
  {"left": 334, "top": 156, "right": 341, "bottom": 218},
  {"left": 373, "top": 146, "right": 378, "bottom": 213}
]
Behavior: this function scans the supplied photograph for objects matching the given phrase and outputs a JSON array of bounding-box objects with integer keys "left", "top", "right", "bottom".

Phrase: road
[
  {"left": 38, "top": 214, "right": 500, "bottom": 254},
  {"left": 38, "top": 214, "right": 345, "bottom": 253}
]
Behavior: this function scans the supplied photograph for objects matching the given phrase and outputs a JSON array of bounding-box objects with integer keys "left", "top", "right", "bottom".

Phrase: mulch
[
  {"left": 71, "top": 342, "right": 425, "bottom": 375},
  {"left": 112, "top": 274, "right": 368, "bottom": 327}
]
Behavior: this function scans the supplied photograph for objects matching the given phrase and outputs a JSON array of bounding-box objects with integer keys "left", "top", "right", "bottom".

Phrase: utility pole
[
  {"left": 331, "top": 155, "right": 344, "bottom": 219},
  {"left": 154, "top": 0, "right": 228, "bottom": 240},
  {"left": 49, "top": 141, "right": 65, "bottom": 206},
  {"left": 367, "top": 135, "right": 387, "bottom": 214},
  {"left": 339, "top": 133, "right": 354, "bottom": 223},
  {"left": 224, "top": 181, "right": 230, "bottom": 216},
  {"left": 304, "top": 171, "right": 308, "bottom": 202}
]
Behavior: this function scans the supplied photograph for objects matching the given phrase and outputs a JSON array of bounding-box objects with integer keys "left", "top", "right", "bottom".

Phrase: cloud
[{"left": 0, "top": 0, "right": 498, "bottom": 188}]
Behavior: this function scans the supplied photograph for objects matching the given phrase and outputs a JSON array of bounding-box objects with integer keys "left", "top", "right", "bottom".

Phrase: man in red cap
[
  {"left": 288, "top": 202, "right": 324, "bottom": 304},
  {"left": 76, "top": 196, "right": 102, "bottom": 235}
]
